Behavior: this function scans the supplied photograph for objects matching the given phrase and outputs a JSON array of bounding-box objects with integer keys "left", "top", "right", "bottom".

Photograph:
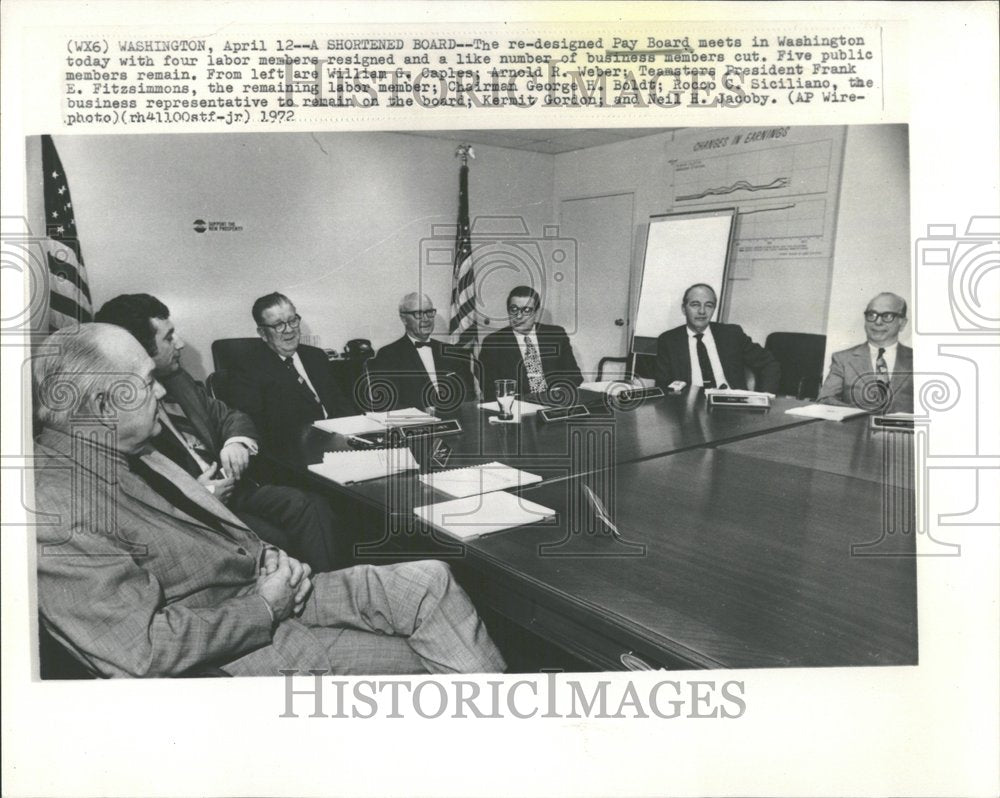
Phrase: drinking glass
[{"left": 495, "top": 380, "right": 517, "bottom": 420}]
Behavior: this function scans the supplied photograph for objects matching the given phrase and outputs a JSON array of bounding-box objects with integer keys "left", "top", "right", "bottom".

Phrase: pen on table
[{"left": 582, "top": 484, "right": 625, "bottom": 541}]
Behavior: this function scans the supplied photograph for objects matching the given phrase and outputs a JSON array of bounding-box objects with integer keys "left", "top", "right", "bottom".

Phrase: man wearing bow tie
[
  {"left": 364, "top": 292, "right": 477, "bottom": 412},
  {"left": 229, "top": 292, "right": 354, "bottom": 453},
  {"left": 32, "top": 323, "right": 505, "bottom": 677},
  {"left": 817, "top": 292, "right": 914, "bottom": 413}
]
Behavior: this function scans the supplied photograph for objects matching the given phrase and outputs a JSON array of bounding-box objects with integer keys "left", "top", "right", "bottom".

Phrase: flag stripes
[
  {"left": 449, "top": 161, "right": 477, "bottom": 349},
  {"left": 41, "top": 135, "right": 93, "bottom": 330}
]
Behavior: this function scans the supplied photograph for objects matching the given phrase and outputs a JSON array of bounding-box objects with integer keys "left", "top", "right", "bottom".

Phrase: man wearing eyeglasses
[
  {"left": 364, "top": 293, "right": 477, "bottom": 411},
  {"left": 479, "top": 285, "right": 583, "bottom": 401},
  {"left": 229, "top": 292, "right": 353, "bottom": 452},
  {"left": 817, "top": 292, "right": 914, "bottom": 413},
  {"left": 95, "top": 293, "right": 340, "bottom": 572}
]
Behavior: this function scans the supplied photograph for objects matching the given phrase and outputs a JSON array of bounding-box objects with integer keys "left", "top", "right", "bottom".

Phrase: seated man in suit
[
  {"left": 479, "top": 285, "right": 583, "bottom": 401},
  {"left": 95, "top": 293, "right": 340, "bottom": 571},
  {"left": 228, "top": 292, "right": 354, "bottom": 452},
  {"left": 32, "top": 323, "right": 506, "bottom": 677},
  {"left": 654, "top": 283, "right": 780, "bottom": 393},
  {"left": 817, "top": 292, "right": 914, "bottom": 413},
  {"left": 364, "top": 292, "right": 477, "bottom": 412}
]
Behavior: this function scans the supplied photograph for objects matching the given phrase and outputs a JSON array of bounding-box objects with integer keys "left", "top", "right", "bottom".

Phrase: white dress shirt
[
  {"left": 868, "top": 341, "right": 899, "bottom": 377},
  {"left": 407, "top": 335, "right": 439, "bottom": 388},
  {"left": 686, "top": 325, "right": 730, "bottom": 388}
]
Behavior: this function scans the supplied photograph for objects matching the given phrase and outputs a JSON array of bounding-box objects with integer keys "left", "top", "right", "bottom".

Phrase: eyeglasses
[
  {"left": 863, "top": 311, "right": 904, "bottom": 323},
  {"left": 401, "top": 309, "right": 437, "bottom": 320},
  {"left": 508, "top": 305, "right": 537, "bottom": 317},
  {"left": 260, "top": 314, "right": 302, "bottom": 333}
]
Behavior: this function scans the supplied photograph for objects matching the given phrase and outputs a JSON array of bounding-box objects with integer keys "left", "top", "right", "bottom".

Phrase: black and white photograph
[
  {"left": 2, "top": 3, "right": 998, "bottom": 797},
  {"left": 26, "top": 124, "right": 917, "bottom": 678}
]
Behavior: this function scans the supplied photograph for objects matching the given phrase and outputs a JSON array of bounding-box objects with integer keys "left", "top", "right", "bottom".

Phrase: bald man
[
  {"left": 817, "top": 292, "right": 914, "bottom": 413},
  {"left": 33, "top": 323, "right": 505, "bottom": 677},
  {"left": 363, "top": 293, "right": 477, "bottom": 412}
]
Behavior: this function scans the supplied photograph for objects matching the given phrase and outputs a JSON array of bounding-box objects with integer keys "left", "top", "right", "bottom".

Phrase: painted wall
[
  {"left": 825, "top": 125, "right": 912, "bottom": 366},
  {"left": 53, "top": 132, "right": 555, "bottom": 380},
  {"left": 51, "top": 125, "right": 908, "bottom": 382}
]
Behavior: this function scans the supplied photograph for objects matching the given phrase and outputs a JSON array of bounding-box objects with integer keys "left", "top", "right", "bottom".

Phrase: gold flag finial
[{"left": 455, "top": 144, "right": 475, "bottom": 165}]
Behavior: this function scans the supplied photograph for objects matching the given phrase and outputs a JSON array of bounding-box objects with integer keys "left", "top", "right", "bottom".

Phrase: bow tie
[{"left": 413, "top": 341, "right": 432, "bottom": 349}]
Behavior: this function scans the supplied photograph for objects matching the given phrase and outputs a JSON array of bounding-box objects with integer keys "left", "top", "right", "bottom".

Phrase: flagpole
[{"left": 449, "top": 143, "right": 477, "bottom": 350}]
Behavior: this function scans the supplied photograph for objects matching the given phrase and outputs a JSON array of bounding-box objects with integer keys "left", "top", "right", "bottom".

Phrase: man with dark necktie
[
  {"left": 95, "top": 293, "right": 340, "bottom": 571},
  {"left": 32, "top": 323, "right": 505, "bottom": 677},
  {"left": 817, "top": 292, "right": 914, "bottom": 413},
  {"left": 654, "top": 283, "right": 780, "bottom": 393},
  {"left": 228, "top": 292, "right": 354, "bottom": 452},
  {"left": 364, "top": 292, "right": 477, "bottom": 411}
]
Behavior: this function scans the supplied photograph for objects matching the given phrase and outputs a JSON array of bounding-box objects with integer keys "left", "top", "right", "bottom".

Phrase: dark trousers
[{"left": 231, "top": 484, "right": 339, "bottom": 572}]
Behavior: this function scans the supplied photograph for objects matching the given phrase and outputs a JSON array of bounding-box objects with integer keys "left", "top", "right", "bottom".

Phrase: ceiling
[{"left": 403, "top": 128, "right": 679, "bottom": 154}]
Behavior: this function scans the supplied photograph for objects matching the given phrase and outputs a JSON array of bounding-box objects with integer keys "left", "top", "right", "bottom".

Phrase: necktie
[
  {"left": 413, "top": 341, "right": 431, "bottom": 349},
  {"left": 156, "top": 405, "right": 213, "bottom": 477},
  {"left": 875, "top": 348, "right": 889, "bottom": 384},
  {"left": 694, "top": 333, "right": 716, "bottom": 389},
  {"left": 283, "top": 356, "right": 326, "bottom": 415},
  {"left": 522, "top": 336, "right": 548, "bottom": 394}
]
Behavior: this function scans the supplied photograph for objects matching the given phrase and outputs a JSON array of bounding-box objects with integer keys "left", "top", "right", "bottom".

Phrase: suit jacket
[
  {"left": 817, "top": 342, "right": 914, "bottom": 413},
  {"left": 364, "top": 335, "right": 478, "bottom": 411},
  {"left": 654, "top": 322, "right": 781, "bottom": 393},
  {"left": 158, "top": 368, "right": 257, "bottom": 466},
  {"left": 228, "top": 341, "right": 353, "bottom": 452},
  {"left": 33, "top": 427, "right": 339, "bottom": 678},
  {"left": 479, "top": 323, "right": 583, "bottom": 400}
]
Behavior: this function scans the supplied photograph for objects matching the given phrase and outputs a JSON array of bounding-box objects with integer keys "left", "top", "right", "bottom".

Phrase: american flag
[
  {"left": 42, "top": 135, "right": 93, "bottom": 331},
  {"left": 448, "top": 157, "right": 477, "bottom": 349}
]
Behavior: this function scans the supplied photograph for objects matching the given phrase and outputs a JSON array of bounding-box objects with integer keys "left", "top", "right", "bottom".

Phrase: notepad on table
[
  {"left": 785, "top": 404, "right": 869, "bottom": 421},
  {"left": 307, "top": 447, "right": 417, "bottom": 485},
  {"left": 419, "top": 461, "right": 543, "bottom": 498},
  {"left": 312, "top": 414, "right": 386, "bottom": 435},
  {"left": 364, "top": 408, "right": 440, "bottom": 426},
  {"left": 477, "top": 399, "right": 549, "bottom": 418},
  {"left": 414, "top": 490, "right": 555, "bottom": 540}
]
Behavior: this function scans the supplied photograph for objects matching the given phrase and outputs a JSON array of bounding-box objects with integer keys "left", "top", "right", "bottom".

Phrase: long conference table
[{"left": 280, "top": 391, "right": 917, "bottom": 671}]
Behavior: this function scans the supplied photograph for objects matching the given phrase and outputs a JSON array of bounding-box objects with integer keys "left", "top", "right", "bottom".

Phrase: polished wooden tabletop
[
  {"left": 718, "top": 413, "right": 916, "bottom": 489},
  {"left": 293, "top": 392, "right": 817, "bottom": 510},
  {"left": 278, "top": 393, "right": 917, "bottom": 670},
  {"left": 462, "top": 449, "right": 917, "bottom": 670}
]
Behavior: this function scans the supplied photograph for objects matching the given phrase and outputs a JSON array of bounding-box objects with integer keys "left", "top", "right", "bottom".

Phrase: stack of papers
[
  {"left": 307, "top": 447, "right": 418, "bottom": 485},
  {"left": 364, "top": 408, "right": 440, "bottom": 426},
  {"left": 419, "top": 462, "right": 543, "bottom": 498},
  {"left": 414, "top": 491, "right": 555, "bottom": 540},
  {"left": 785, "top": 404, "right": 868, "bottom": 421},
  {"left": 477, "top": 399, "right": 549, "bottom": 419},
  {"left": 704, "top": 388, "right": 776, "bottom": 399},
  {"left": 312, "top": 414, "right": 385, "bottom": 435}
]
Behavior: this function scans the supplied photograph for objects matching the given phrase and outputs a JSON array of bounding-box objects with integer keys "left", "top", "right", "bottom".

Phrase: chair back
[
  {"left": 211, "top": 337, "right": 260, "bottom": 372},
  {"left": 765, "top": 332, "right": 827, "bottom": 399}
]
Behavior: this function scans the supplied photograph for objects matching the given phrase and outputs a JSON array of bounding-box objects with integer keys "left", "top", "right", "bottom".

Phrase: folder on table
[
  {"left": 312, "top": 414, "right": 386, "bottom": 435},
  {"left": 419, "top": 461, "right": 543, "bottom": 498},
  {"left": 414, "top": 491, "right": 555, "bottom": 540},
  {"left": 785, "top": 404, "right": 869, "bottom": 422}
]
